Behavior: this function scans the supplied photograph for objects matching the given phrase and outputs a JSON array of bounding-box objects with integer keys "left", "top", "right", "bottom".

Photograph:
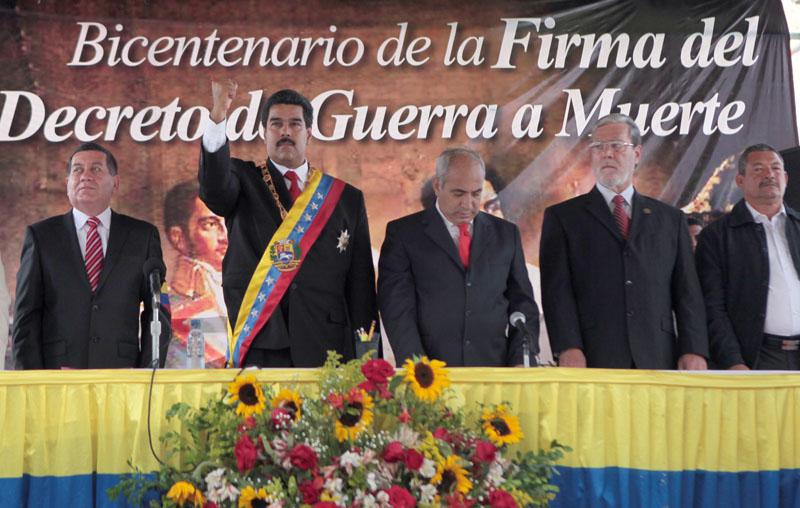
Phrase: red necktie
[
  {"left": 284, "top": 170, "right": 301, "bottom": 202},
  {"left": 458, "top": 223, "right": 471, "bottom": 268},
  {"left": 612, "top": 195, "right": 629, "bottom": 240},
  {"left": 85, "top": 216, "right": 104, "bottom": 292}
]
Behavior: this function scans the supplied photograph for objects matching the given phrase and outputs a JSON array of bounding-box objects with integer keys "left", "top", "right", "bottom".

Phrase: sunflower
[
  {"left": 227, "top": 374, "right": 267, "bottom": 417},
  {"left": 238, "top": 485, "right": 270, "bottom": 508},
  {"left": 481, "top": 404, "right": 523, "bottom": 446},
  {"left": 334, "top": 388, "right": 374, "bottom": 441},
  {"left": 166, "top": 480, "right": 206, "bottom": 507},
  {"left": 271, "top": 388, "right": 303, "bottom": 423},
  {"left": 431, "top": 455, "right": 472, "bottom": 495},
  {"left": 402, "top": 357, "right": 450, "bottom": 402}
]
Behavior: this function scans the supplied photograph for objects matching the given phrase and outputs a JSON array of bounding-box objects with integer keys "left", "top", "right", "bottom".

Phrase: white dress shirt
[
  {"left": 72, "top": 207, "right": 111, "bottom": 258},
  {"left": 201, "top": 117, "right": 308, "bottom": 193},
  {"left": 746, "top": 202, "right": 800, "bottom": 335},
  {"left": 596, "top": 183, "right": 634, "bottom": 218},
  {"left": 435, "top": 200, "right": 473, "bottom": 246}
]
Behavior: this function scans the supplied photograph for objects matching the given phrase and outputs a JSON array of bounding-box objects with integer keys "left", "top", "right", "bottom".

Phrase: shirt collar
[
  {"left": 745, "top": 201, "right": 786, "bottom": 224},
  {"left": 435, "top": 199, "right": 474, "bottom": 231},
  {"left": 596, "top": 183, "right": 634, "bottom": 207},
  {"left": 73, "top": 207, "right": 111, "bottom": 229},
  {"left": 270, "top": 159, "right": 309, "bottom": 183}
]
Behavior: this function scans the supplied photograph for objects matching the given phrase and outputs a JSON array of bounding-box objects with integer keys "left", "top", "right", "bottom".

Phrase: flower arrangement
[{"left": 111, "top": 353, "right": 568, "bottom": 507}]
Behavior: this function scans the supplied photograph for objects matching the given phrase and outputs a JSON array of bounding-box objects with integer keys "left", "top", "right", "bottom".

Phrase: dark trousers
[
  {"left": 754, "top": 346, "right": 800, "bottom": 370},
  {"left": 243, "top": 347, "right": 294, "bottom": 368}
]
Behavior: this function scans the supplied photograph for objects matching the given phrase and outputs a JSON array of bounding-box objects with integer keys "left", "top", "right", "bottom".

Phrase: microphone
[
  {"left": 509, "top": 312, "right": 534, "bottom": 368},
  {"left": 143, "top": 258, "right": 166, "bottom": 299},
  {"left": 143, "top": 258, "right": 166, "bottom": 368}
]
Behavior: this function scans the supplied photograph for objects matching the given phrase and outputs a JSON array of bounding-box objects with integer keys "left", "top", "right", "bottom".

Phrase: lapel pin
[{"left": 643, "top": 208, "right": 652, "bottom": 214}]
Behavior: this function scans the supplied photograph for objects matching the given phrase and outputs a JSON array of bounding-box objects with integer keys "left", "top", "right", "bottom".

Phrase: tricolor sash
[{"left": 227, "top": 170, "right": 345, "bottom": 367}]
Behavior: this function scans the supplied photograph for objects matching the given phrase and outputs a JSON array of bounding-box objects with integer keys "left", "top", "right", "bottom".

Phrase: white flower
[
  {"left": 418, "top": 484, "right": 437, "bottom": 504},
  {"left": 376, "top": 491, "right": 390, "bottom": 504},
  {"left": 361, "top": 493, "right": 378, "bottom": 508},
  {"left": 324, "top": 477, "right": 345, "bottom": 496},
  {"left": 340, "top": 450, "right": 363, "bottom": 475},
  {"left": 367, "top": 472, "right": 379, "bottom": 491},
  {"left": 419, "top": 458, "right": 437, "bottom": 478},
  {"left": 204, "top": 467, "right": 226, "bottom": 490},
  {"left": 392, "top": 425, "right": 420, "bottom": 448},
  {"left": 487, "top": 461, "right": 505, "bottom": 486}
]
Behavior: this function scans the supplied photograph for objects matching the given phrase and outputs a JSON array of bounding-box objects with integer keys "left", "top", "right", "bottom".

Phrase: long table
[{"left": 1, "top": 368, "right": 798, "bottom": 507}]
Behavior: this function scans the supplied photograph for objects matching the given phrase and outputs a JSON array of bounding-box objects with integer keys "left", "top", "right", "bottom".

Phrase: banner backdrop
[{"left": 0, "top": 0, "right": 796, "bottom": 365}]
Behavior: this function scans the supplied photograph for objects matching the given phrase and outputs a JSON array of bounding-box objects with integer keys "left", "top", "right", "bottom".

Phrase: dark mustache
[{"left": 277, "top": 138, "right": 295, "bottom": 146}]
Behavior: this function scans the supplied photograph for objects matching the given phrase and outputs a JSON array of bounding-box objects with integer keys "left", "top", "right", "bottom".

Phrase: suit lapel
[
  {"left": 583, "top": 187, "right": 624, "bottom": 242},
  {"left": 95, "top": 211, "right": 129, "bottom": 294},
  {"left": 470, "top": 212, "right": 494, "bottom": 266},
  {"left": 627, "top": 191, "right": 649, "bottom": 243},
  {"left": 62, "top": 212, "right": 92, "bottom": 291},
  {"left": 423, "top": 207, "right": 464, "bottom": 271}
]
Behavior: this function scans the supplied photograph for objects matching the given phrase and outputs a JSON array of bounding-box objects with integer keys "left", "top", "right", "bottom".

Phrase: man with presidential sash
[{"left": 199, "top": 81, "right": 377, "bottom": 368}]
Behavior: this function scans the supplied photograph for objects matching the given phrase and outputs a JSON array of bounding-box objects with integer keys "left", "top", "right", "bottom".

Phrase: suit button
[
  {"left": 626, "top": 311, "right": 634, "bottom": 317},
  {"left": 291, "top": 283, "right": 297, "bottom": 290},
  {"left": 625, "top": 280, "right": 633, "bottom": 286},
  {"left": 465, "top": 310, "right": 472, "bottom": 316},
  {"left": 92, "top": 304, "right": 99, "bottom": 311},
  {"left": 466, "top": 281, "right": 472, "bottom": 287},
  {"left": 91, "top": 336, "right": 100, "bottom": 343},
  {"left": 465, "top": 340, "right": 471, "bottom": 346}
]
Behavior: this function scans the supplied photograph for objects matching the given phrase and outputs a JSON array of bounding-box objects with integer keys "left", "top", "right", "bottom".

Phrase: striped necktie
[
  {"left": 85, "top": 216, "right": 104, "bottom": 292},
  {"left": 612, "top": 194, "right": 629, "bottom": 240}
]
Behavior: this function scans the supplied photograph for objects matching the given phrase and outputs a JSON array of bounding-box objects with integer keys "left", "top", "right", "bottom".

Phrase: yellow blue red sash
[{"left": 227, "top": 170, "right": 345, "bottom": 367}]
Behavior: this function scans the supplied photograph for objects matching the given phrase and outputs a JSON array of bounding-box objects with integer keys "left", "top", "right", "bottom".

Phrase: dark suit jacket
[
  {"left": 378, "top": 207, "right": 539, "bottom": 366},
  {"left": 540, "top": 187, "right": 708, "bottom": 369},
  {"left": 695, "top": 199, "right": 800, "bottom": 368},
  {"left": 13, "top": 211, "right": 170, "bottom": 369},
  {"left": 199, "top": 143, "right": 377, "bottom": 367}
]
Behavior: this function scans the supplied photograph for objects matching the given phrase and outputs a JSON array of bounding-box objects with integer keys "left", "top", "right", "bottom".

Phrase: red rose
[
  {"left": 398, "top": 409, "right": 411, "bottom": 423},
  {"left": 234, "top": 434, "right": 258, "bottom": 472},
  {"left": 362, "top": 358, "right": 395, "bottom": 384},
  {"left": 474, "top": 440, "right": 497, "bottom": 463},
  {"left": 385, "top": 485, "right": 416, "bottom": 508},
  {"left": 433, "top": 427, "right": 451, "bottom": 441},
  {"left": 382, "top": 441, "right": 405, "bottom": 463},
  {"left": 403, "top": 449, "right": 424, "bottom": 470},
  {"left": 289, "top": 444, "right": 318, "bottom": 471},
  {"left": 204, "top": 502, "right": 218, "bottom": 508},
  {"left": 299, "top": 479, "right": 322, "bottom": 504},
  {"left": 488, "top": 490, "right": 519, "bottom": 508},
  {"left": 327, "top": 392, "right": 344, "bottom": 409},
  {"left": 271, "top": 407, "right": 292, "bottom": 430},
  {"left": 445, "top": 493, "right": 476, "bottom": 508},
  {"left": 313, "top": 503, "right": 338, "bottom": 508}
]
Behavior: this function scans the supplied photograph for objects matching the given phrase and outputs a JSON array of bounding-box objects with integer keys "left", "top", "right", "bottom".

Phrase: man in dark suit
[
  {"left": 200, "top": 80, "right": 376, "bottom": 368},
  {"left": 540, "top": 113, "right": 708, "bottom": 370},
  {"left": 696, "top": 144, "right": 800, "bottom": 370},
  {"left": 378, "top": 147, "right": 539, "bottom": 367},
  {"left": 14, "top": 142, "right": 170, "bottom": 369}
]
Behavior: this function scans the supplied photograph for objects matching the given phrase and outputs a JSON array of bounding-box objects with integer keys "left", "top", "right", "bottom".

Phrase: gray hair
[
  {"left": 737, "top": 144, "right": 784, "bottom": 175},
  {"left": 591, "top": 113, "right": 642, "bottom": 146},
  {"left": 435, "top": 147, "right": 486, "bottom": 185}
]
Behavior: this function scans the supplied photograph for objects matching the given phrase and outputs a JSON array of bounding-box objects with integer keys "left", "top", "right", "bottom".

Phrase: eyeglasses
[{"left": 588, "top": 141, "right": 635, "bottom": 154}]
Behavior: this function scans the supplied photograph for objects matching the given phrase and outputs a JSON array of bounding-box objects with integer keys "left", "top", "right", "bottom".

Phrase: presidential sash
[{"left": 227, "top": 170, "right": 345, "bottom": 367}]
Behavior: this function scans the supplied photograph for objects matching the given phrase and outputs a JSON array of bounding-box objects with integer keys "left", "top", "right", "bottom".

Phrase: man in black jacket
[
  {"left": 199, "top": 80, "right": 377, "bottom": 368},
  {"left": 378, "top": 147, "right": 539, "bottom": 367},
  {"left": 696, "top": 144, "right": 800, "bottom": 370},
  {"left": 14, "top": 143, "right": 170, "bottom": 369},
  {"left": 540, "top": 114, "right": 708, "bottom": 369}
]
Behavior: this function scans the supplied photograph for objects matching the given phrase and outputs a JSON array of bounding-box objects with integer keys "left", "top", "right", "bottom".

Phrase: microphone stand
[{"left": 150, "top": 289, "right": 161, "bottom": 368}]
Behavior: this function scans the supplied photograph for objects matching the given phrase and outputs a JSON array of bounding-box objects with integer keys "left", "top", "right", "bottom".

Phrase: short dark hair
[
  {"left": 260, "top": 89, "right": 314, "bottom": 128},
  {"left": 164, "top": 180, "right": 199, "bottom": 232},
  {"left": 686, "top": 215, "right": 704, "bottom": 227},
  {"left": 737, "top": 143, "right": 784, "bottom": 175},
  {"left": 66, "top": 142, "right": 118, "bottom": 175}
]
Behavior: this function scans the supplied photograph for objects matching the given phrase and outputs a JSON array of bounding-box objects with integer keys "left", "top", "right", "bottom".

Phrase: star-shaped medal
[{"left": 336, "top": 229, "right": 350, "bottom": 253}]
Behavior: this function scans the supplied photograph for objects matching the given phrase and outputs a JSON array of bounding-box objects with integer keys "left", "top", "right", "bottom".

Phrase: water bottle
[{"left": 187, "top": 319, "right": 205, "bottom": 369}]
